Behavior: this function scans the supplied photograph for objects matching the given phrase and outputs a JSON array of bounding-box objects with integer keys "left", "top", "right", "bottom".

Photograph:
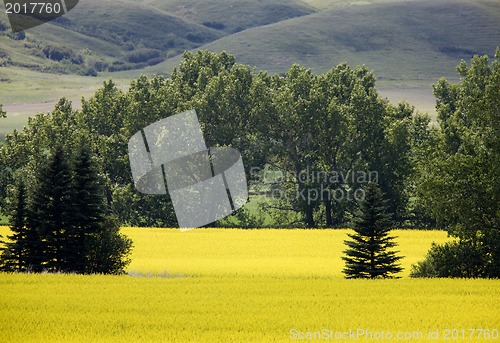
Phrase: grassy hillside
[
  {"left": 2, "top": 0, "right": 498, "bottom": 80},
  {"left": 145, "top": 0, "right": 315, "bottom": 34},
  {"left": 1, "top": 0, "right": 499, "bottom": 135},
  {"left": 0, "top": 1, "right": 224, "bottom": 75},
  {"left": 0, "top": 0, "right": 313, "bottom": 76},
  {"left": 149, "top": 0, "right": 500, "bottom": 79}
]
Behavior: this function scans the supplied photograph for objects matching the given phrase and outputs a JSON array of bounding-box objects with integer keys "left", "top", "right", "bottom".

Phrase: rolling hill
[
  {"left": 0, "top": 0, "right": 499, "bottom": 129},
  {"left": 0, "top": 0, "right": 314, "bottom": 76},
  {"left": 146, "top": 0, "right": 500, "bottom": 80}
]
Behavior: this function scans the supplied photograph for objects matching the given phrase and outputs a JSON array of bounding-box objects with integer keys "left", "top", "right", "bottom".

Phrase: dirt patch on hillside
[{"left": 3, "top": 99, "right": 82, "bottom": 117}]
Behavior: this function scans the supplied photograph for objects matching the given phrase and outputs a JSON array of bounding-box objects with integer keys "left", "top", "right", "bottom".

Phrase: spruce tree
[
  {"left": 0, "top": 181, "right": 28, "bottom": 271},
  {"left": 63, "top": 143, "right": 106, "bottom": 273},
  {"left": 1, "top": 144, "right": 132, "bottom": 274},
  {"left": 0, "top": 181, "right": 44, "bottom": 272},
  {"left": 342, "top": 182, "right": 403, "bottom": 279},
  {"left": 65, "top": 142, "right": 132, "bottom": 274},
  {"left": 85, "top": 215, "right": 133, "bottom": 274},
  {"left": 47, "top": 142, "right": 133, "bottom": 274},
  {"left": 30, "top": 145, "right": 73, "bottom": 272}
]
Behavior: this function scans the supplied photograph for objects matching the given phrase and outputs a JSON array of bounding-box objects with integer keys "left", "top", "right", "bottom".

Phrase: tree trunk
[
  {"left": 305, "top": 205, "right": 315, "bottom": 227},
  {"left": 325, "top": 199, "right": 333, "bottom": 227}
]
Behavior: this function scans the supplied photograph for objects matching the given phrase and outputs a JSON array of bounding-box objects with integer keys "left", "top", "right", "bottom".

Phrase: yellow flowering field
[
  {"left": 0, "top": 227, "right": 499, "bottom": 343},
  {"left": 125, "top": 228, "right": 448, "bottom": 277}
]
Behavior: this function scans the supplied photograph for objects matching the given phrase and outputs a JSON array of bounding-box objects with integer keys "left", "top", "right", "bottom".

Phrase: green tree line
[
  {"left": 411, "top": 50, "right": 500, "bottom": 278},
  {"left": 0, "top": 49, "right": 499, "bottom": 277},
  {"left": 0, "top": 51, "right": 433, "bottom": 228}
]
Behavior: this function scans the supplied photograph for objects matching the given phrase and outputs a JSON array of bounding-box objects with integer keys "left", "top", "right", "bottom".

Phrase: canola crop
[{"left": 0, "top": 227, "right": 498, "bottom": 342}]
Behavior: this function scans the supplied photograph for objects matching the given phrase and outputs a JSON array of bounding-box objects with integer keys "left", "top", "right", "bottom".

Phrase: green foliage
[
  {"left": 63, "top": 143, "right": 107, "bottom": 273},
  {"left": 410, "top": 235, "right": 500, "bottom": 278},
  {"left": 417, "top": 50, "right": 500, "bottom": 235},
  {"left": 218, "top": 207, "right": 265, "bottom": 228},
  {"left": 202, "top": 22, "right": 226, "bottom": 30},
  {"left": 414, "top": 50, "right": 500, "bottom": 278},
  {"left": 42, "top": 45, "right": 83, "bottom": 64},
  {"left": 0, "top": 145, "right": 132, "bottom": 274},
  {"left": 125, "top": 49, "right": 162, "bottom": 64},
  {"left": 0, "top": 51, "right": 430, "bottom": 228},
  {"left": 0, "top": 181, "right": 44, "bottom": 272},
  {"left": 259, "top": 63, "right": 422, "bottom": 227},
  {"left": 30, "top": 145, "right": 74, "bottom": 272},
  {"left": 84, "top": 215, "right": 132, "bottom": 275},
  {"left": 342, "top": 182, "right": 403, "bottom": 279}
]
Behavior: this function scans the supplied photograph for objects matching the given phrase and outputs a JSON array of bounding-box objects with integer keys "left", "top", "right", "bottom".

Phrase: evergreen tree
[
  {"left": 342, "top": 182, "right": 403, "bottom": 279},
  {"left": 0, "top": 181, "right": 28, "bottom": 271},
  {"left": 30, "top": 145, "right": 73, "bottom": 272},
  {"left": 1, "top": 144, "right": 133, "bottom": 274},
  {"left": 64, "top": 142, "right": 132, "bottom": 274},
  {"left": 0, "top": 181, "right": 44, "bottom": 272},
  {"left": 63, "top": 143, "right": 106, "bottom": 273}
]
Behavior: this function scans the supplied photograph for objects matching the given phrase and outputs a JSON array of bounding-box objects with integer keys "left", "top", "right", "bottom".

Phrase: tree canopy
[
  {"left": 0, "top": 50, "right": 475, "bottom": 231},
  {"left": 412, "top": 49, "right": 500, "bottom": 278}
]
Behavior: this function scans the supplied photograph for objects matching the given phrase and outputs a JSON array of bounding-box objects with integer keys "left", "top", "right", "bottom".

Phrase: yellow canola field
[
  {"left": 0, "top": 227, "right": 499, "bottom": 343},
  {"left": 126, "top": 228, "right": 449, "bottom": 277}
]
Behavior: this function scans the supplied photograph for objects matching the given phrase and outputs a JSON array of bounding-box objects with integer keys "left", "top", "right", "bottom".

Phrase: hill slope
[
  {"left": 1, "top": 0, "right": 499, "bottom": 126},
  {"left": 147, "top": 0, "right": 500, "bottom": 80},
  {"left": 0, "top": 0, "right": 314, "bottom": 75}
]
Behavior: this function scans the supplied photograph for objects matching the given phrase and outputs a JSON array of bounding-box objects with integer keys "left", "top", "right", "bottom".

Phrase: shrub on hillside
[
  {"left": 202, "top": 21, "right": 226, "bottom": 30},
  {"left": 78, "top": 66, "right": 98, "bottom": 77},
  {"left": 125, "top": 48, "right": 161, "bottom": 64},
  {"left": 186, "top": 33, "right": 205, "bottom": 43},
  {"left": 8, "top": 31, "right": 26, "bottom": 40},
  {"left": 108, "top": 62, "right": 137, "bottom": 72},
  {"left": 0, "top": 20, "right": 8, "bottom": 31},
  {"left": 42, "top": 45, "right": 83, "bottom": 64},
  {"left": 146, "top": 57, "right": 164, "bottom": 66},
  {"left": 88, "top": 60, "right": 109, "bottom": 72}
]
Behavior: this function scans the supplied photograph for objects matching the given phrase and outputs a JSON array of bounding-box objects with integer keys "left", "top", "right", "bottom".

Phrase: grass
[
  {"left": 145, "top": 0, "right": 315, "bottom": 34},
  {"left": 379, "top": 86, "right": 437, "bottom": 119},
  {"left": 0, "top": 67, "right": 131, "bottom": 142},
  {"left": 3, "top": 0, "right": 498, "bottom": 136},
  {"left": 0, "top": 226, "right": 499, "bottom": 342},
  {"left": 0, "top": 0, "right": 312, "bottom": 78},
  {"left": 149, "top": 0, "right": 499, "bottom": 79}
]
